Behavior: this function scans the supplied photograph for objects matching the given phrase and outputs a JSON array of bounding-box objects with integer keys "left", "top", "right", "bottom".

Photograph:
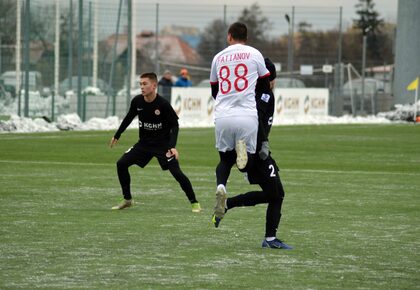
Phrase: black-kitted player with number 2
[
  {"left": 211, "top": 51, "right": 293, "bottom": 249},
  {"left": 209, "top": 22, "right": 270, "bottom": 217}
]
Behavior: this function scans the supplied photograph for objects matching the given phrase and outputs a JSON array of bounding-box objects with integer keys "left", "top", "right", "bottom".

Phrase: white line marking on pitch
[{"left": 0, "top": 160, "right": 418, "bottom": 176}]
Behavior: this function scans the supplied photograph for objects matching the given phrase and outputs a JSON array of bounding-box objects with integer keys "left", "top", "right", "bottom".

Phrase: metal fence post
[
  {"left": 77, "top": 0, "right": 84, "bottom": 120},
  {"left": 16, "top": 0, "right": 22, "bottom": 116},
  {"left": 154, "top": 3, "right": 159, "bottom": 76},
  {"left": 107, "top": 0, "right": 123, "bottom": 117},
  {"left": 130, "top": 0, "right": 136, "bottom": 94},
  {"left": 23, "top": 0, "right": 30, "bottom": 118},
  {"left": 68, "top": 0, "right": 73, "bottom": 92},
  {"left": 361, "top": 33, "right": 367, "bottom": 115},
  {"left": 127, "top": 0, "right": 132, "bottom": 110},
  {"left": 88, "top": 1, "right": 92, "bottom": 86},
  {"left": 53, "top": 0, "right": 60, "bottom": 121},
  {"left": 334, "top": 6, "right": 343, "bottom": 116},
  {"left": 92, "top": 0, "right": 98, "bottom": 89}
]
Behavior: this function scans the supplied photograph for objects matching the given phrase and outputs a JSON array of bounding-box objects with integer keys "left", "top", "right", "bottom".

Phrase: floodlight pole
[
  {"left": 361, "top": 26, "right": 371, "bottom": 115},
  {"left": 285, "top": 7, "right": 295, "bottom": 76}
]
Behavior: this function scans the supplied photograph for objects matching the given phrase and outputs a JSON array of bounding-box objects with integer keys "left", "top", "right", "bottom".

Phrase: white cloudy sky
[{"left": 53, "top": 0, "right": 398, "bottom": 23}]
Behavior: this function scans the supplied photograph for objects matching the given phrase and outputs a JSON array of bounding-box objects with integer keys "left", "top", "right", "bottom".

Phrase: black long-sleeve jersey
[
  {"left": 114, "top": 94, "right": 179, "bottom": 150},
  {"left": 255, "top": 57, "right": 276, "bottom": 145},
  {"left": 255, "top": 81, "right": 274, "bottom": 142}
]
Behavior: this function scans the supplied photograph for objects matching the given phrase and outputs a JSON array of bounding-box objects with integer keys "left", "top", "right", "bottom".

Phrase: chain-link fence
[{"left": 0, "top": 0, "right": 394, "bottom": 121}]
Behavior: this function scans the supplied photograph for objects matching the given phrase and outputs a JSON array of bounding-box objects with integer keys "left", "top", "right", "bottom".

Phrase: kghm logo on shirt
[{"left": 142, "top": 122, "right": 162, "bottom": 130}]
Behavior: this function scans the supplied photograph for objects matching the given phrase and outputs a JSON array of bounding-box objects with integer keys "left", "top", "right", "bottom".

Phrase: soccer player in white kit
[{"left": 210, "top": 22, "right": 271, "bottom": 220}]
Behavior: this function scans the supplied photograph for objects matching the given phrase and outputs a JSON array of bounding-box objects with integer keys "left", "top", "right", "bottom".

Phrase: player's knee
[
  {"left": 266, "top": 182, "right": 284, "bottom": 202},
  {"left": 116, "top": 158, "right": 129, "bottom": 169},
  {"left": 169, "top": 165, "right": 184, "bottom": 179},
  {"left": 219, "top": 150, "right": 236, "bottom": 165}
]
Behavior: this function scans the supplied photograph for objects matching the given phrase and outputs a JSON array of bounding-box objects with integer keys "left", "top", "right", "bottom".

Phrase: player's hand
[
  {"left": 167, "top": 148, "right": 179, "bottom": 160},
  {"left": 110, "top": 137, "right": 118, "bottom": 148},
  {"left": 258, "top": 141, "right": 270, "bottom": 160}
]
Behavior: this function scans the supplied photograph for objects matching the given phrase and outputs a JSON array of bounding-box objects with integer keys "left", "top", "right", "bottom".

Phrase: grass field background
[{"left": 1, "top": 124, "right": 419, "bottom": 289}]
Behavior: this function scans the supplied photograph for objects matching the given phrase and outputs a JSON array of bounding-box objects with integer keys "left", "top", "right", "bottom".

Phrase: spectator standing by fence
[
  {"left": 158, "top": 70, "right": 174, "bottom": 102},
  {"left": 174, "top": 68, "right": 192, "bottom": 87}
]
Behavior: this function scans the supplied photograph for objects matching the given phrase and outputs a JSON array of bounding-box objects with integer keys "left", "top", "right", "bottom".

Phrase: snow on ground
[
  {"left": 0, "top": 112, "right": 402, "bottom": 134},
  {"left": 0, "top": 100, "right": 418, "bottom": 134},
  {"left": 0, "top": 114, "right": 139, "bottom": 133}
]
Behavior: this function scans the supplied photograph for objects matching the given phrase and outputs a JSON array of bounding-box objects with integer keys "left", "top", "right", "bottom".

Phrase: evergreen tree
[{"left": 353, "top": 0, "right": 384, "bottom": 59}]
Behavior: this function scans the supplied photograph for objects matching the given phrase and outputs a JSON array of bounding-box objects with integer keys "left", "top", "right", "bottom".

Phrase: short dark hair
[
  {"left": 140, "top": 72, "right": 158, "bottom": 83},
  {"left": 228, "top": 22, "right": 247, "bottom": 42}
]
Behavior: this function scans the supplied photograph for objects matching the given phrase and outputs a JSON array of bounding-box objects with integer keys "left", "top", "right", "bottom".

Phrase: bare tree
[{"left": 237, "top": 3, "right": 272, "bottom": 49}]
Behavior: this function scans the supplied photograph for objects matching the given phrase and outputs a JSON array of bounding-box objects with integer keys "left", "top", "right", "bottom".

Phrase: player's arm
[
  {"left": 110, "top": 99, "right": 137, "bottom": 147},
  {"left": 167, "top": 124, "right": 179, "bottom": 159},
  {"left": 210, "top": 57, "right": 219, "bottom": 99},
  {"left": 257, "top": 111, "right": 270, "bottom": 160},
  {"left": 256, "top": 52, "right": 271, "bottom": 94},
  {"left": 257, "top": 74, "right": 271, "bottom": 94},
  {"left": 166, "top": 103, "right": 180, "bottom": 159},
  {"left": 211, "top": 82, "right": 219, "bottom": 99}
]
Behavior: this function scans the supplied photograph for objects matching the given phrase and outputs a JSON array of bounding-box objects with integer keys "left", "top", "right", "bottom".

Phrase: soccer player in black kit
[
  {"left": 212, "top": 58, "right": 293, "bottom": 249},
  {"left": 110, "top": 72, "right": 201, "bottom": 213}
]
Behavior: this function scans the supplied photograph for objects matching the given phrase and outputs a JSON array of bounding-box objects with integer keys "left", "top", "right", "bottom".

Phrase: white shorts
[{"left": 215, "top": 116, "right": 258, "bottom": 153}]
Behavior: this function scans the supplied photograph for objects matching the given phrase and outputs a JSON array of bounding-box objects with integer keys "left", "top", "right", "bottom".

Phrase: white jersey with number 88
[{"left": 210, "top": 43, "right": 270, "bottom": 120}]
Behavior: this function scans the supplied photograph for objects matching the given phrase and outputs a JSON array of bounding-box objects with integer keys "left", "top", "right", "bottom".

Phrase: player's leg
[
  {"left": 259, "top": 160, "right": 292, "bottom": 249},
  {"left": 168, "top": 162, "right": 197, "bottom": 203},
  {"left": 214, "top": 115, "right": 257, "bottom": 185},
  {"left": 213, "top": 119, "right": 235, "bottom": 219},
  {"left": 165, "top": 159, "right": 201, "bottom": 212},
  {"left": 261, "top": 175, "right": 283, "bottom": 238},
  {"left": 213, "top": 159, "right": 273, "bottom": 227},
  {"left": 235, "top": 115, "right": 258, "bottom": 172},
  {"left": 213, "top": 176, "right": 272, "bottom": 227},
  {"left": 212, "top": 150, "right": 235, "bottom": 221},
  {"left": 212, "top": 116, "right": 257, "bottom": 226},
  {"left": 116, "top": 147, "right": 139, "bottom": 199},
  {"left": 113, "top": 144, "right": 151, "bottom": 210},
  {"left": 214, "top": 118, "right": 236, "bottom": 188},
  {"left": 226, "top": 190, "right": 269, "bottom": 209},
  {"left": 226, "top": 155, "right": 279, "bottom": 210},
  {"left": 216, "top": 150, "right": 236, "bottom": 186}
]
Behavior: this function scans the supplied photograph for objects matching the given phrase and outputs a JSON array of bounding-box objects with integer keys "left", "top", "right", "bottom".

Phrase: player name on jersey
[{"left": 216, "top": 52, "right": 251, "bottom": 64}]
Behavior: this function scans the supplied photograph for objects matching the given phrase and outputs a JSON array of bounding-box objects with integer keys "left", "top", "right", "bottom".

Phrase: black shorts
[
  {"left": 121, "top": 142, "right": 178, "bottom": 171},
  {"left": 247, "top": 155, "right": 280, "bottom": 185}
]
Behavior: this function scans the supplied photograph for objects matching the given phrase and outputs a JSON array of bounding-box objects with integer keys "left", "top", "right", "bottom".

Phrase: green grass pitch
[{"left": 0, "top": 124, "right": 419, "bottom": 289}]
